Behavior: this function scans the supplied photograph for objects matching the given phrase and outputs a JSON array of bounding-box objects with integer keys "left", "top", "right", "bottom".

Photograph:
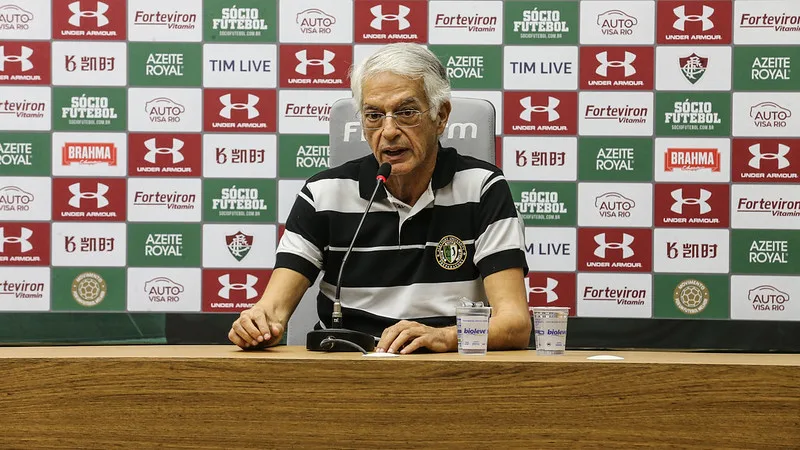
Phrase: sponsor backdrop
[{"left": 0, "top": 0, "right": 799, "bottom": 326}]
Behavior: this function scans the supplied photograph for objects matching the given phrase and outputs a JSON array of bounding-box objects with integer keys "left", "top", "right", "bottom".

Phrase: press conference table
[{"left": 0, "top": 346, "right": 797, "bottom": 449}]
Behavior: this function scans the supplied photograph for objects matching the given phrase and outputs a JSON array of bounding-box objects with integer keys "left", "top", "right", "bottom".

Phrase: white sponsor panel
[
  {"left": 577, "top": 273, "right": 652, "bottom": 318},
  {"left": 731, "top": 184, "right": 800, "bottom": 229},
  {"left": 654, "top": 138, "right": 731, "bottom": 182},
  {"left": 731, "top": 275, "right": 800, "bottom": 321},
  {"left": 127, "top": 268, "right": 202, "bottom": 312},
  {"left": 523, "top": 227, "right": 576, "bottom": 272},
  {"left": 202, "top": 44, "right": 277, "bottom": 88},
  {"left": 278, "top": 179, "right": 306, "bottom": 223},
  {"left": 279, "top": 0, "right": 353, "bottom": 43},
  {"left": 51, "top": 41, "right": 127, "bottom": 86},
  {"left": 0, "top": 0, "right": 50, "bottom": 40},
  {"left": 202, "top": 224, "right": 276, "bottom": 268},
  {"left": 52, "top": 132, "right": 127, "bottom": 177},
  {"left": 128, "top": 88, "right": 202, "bottom": 132},
  {"left": 51, "top": 222, "right": 126, "bottom": 267},
  {"left": 578, "top": 182, "right": 653, "bottom": 227},
  {"left": 428, "top": 1, "right": 503, "bottom": 45},
  {"left": 503, "top": 46, "right": 578, "bottom": 91},
  {"left": 653, "top": 228, "right": 730, "bottom": 273},
  {"left": 0, "top": 86, "right": 50, "bottom": 130},
  {"left": 203, "top": 134, "right": 276, "bottom": 178},
  {"left": 279, "top": 89, "right": 342, "bottom": 134},
  {"left": 452, "top": 90, "right": 502, "bottom": 134},
  {"left": 0, "top": 176, "right": 51, "bottom": 220},
  {"left": 128, "top": 0, "right": 202, "bottom": 42},
  {"left": 580, "top": 1, "right": 655, "bottom": 45},
  {"left": 502, "top": 136, "right": 577, "bottom": 181},
  {"left": 733, "top": 92, "right": 800, "bottom": 137},
  {"left": 734, "top": 1, "right": 800, "bottom": 45},
  {"left": 579, "top": 91, "right": 654, "bottom": 136},
  {"left": 127, "top": 178, "right": 202, "bottom": 222},
  {"left": 655, "top": 46, "right": 732, "bottom": 91},
  {"left": 0, "top": 267, "right": 50, "bottom": 311}
]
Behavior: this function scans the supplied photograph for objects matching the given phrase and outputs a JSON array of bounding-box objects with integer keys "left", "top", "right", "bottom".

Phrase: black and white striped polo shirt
[{"left": 275, "top": 144, "right": 528, "bottom": 338}]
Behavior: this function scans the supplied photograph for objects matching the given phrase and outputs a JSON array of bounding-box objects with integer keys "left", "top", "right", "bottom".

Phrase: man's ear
[{"left": 435, "top": 100, "right": 452, "bottom": 136}]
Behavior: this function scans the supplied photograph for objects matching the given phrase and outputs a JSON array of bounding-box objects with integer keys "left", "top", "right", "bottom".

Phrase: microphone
[{"left": 306, "top": 162, "right": 392, "bottom": 353}]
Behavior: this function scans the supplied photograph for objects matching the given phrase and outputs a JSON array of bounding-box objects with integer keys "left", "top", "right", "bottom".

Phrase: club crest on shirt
[{"left": 435, "top": 235, "right": 467, "bottom": 270}]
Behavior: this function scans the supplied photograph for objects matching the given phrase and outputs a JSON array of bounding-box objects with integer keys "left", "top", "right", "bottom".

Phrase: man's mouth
[{"left": 383, "top": 147, "right": 409, "bottom": 157}]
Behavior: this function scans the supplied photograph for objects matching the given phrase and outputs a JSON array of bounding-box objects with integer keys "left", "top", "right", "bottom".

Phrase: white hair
[{"left": 349, "top": 43, "right": 451, "bottom": 119}]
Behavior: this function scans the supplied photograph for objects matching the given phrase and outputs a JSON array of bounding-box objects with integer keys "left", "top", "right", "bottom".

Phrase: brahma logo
[
  {"left": 503, "top": 92, "right": 577, "bottom": 135},
  {"left": 144, "top": 97, "right": 185, "bottom": 124},
  {"left": 0, "top": 41, "right": 50, "bottom": 85},
  {"left": 60, "top": 141, "right": 117, "bottom": 166},
  {"left": 0, "top": 4, "right": 34, "bottom": 31},
  {"left": 0, "top": 222, "right": 49, "bottom": 266},
  {"left": 53, "top": 0, "right": 125, "bottom": 40},
  {"left": 278, "top": 45, "right": 351, "bottom": 88},
  {"left": 732, "top": 139, "right": 799, "bottom": 182},
  {"left": 52, "top": 177, "right": 126, "bottom": 221},
  {"left": 657, "top": 1, "right": 732, "bottom": 44},
  {"left": 597, "top": 9, "right": 638, "bottom": 36},
  {"left": 655, "top": 183, "right": 729, "bottom": 228},
  {"left": 204, "top": 88, "right": 276, "bottom": 132},
  {"left": 144, "top": 277, "right": 184, "bottom": 303},
  {"left": 128, "top": 133, "right": 201, "bottom": 177},
  {"left": 202, "top": 269, "right": 271, "bottom": 312},
  {"left": 526, "top": 272, "right": 576, "bottom": 312},
  {"left": 655, "top": 139, "right": 731, "bottom": 181},
  {"left": 580, "top": 47, "right": 653, "bottom": 90},
  {"left": 578, "top": 228, "right": 652, "bottom": 273},
  {"left": 665, "top": 148, "right": 720, "bottom": 172},
  {"left": 750, "top": 102, "right": 791, "bottom": 129},
  {"left": 355, "top": 1, "right": 426, "bottom": 43},
  {"left": 749, "top": 285, "right": 790, "bottom": 312}
]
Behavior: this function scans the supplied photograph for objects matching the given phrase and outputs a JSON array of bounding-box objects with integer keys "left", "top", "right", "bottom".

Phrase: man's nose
[{"left": 381, "top": 116, "right": 402, "bottom": 139}]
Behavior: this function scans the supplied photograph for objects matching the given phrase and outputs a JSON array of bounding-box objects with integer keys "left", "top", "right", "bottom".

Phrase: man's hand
[
  {"left": 228, "top": 305, "right": 285, "bottom": 350},
  {"left": 376, "top": 320, "right": 457, "bottom": 354}
]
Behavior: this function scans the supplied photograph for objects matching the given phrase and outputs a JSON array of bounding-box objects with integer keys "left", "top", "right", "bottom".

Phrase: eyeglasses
[{"left": 360, "top": 108, "right": 432, "bottom": 129}]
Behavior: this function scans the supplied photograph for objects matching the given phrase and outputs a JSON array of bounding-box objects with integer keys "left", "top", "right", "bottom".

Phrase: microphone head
[{"left": 376, "top": 162, "right": 392, "bottom": 182}]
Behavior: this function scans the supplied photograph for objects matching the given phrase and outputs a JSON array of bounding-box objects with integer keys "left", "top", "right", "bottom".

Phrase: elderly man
[{"left": 229, "top": 43, "right": 531, "bottom": 354}]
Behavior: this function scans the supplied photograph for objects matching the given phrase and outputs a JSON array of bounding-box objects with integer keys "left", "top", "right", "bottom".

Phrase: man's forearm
[
  {"left": 254, "top": 267, "right": 312, "bottom": 328},
  {"left": 487, "top": 312, "right": 532, "bottom": 350}
]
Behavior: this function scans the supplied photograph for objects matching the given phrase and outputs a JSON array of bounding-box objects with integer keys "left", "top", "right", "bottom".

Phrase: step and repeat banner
[{"left": 0, "top": 0, "right": 798, "bottom": 323}]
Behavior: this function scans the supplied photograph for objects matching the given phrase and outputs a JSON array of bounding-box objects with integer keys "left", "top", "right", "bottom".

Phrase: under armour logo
[
  {"left": 68, "top": 182, "right": 109, "bottom": 208},
  {"left": 594, "top": 233, "right": 634, "bottom": 259},
  {"left": 0, "top": 46, "right": 33, "bottom": 72},
  {"left": 219, "top": 94, "right": 260, "bottom": 119},
  {"left": 671, "top": 188, "right": 711, "bottom": 215},
  {"left": 0, "top": 227, "right": 32, "bottom": 253},
  {"left": 295, "top": 49, "right": 335, "bottom": 75},
  {"left": 520, "top": 96, "right": 560, "bottom": 122},
  {"left": 144, "top": 138, "right": 185, "bottom": 164},
  {"left": 595, "top": 51, "right": 636, "bottom": 77},
  {"left": 68, "top": 1, "right": 109, "bottom": 27},
  {"left": 749, "top": 143, "right": 791, "bottom": 170},
  {"left": 673, "top": 5, "right": 714, "bottom": 32},
  {"left": 370, "top": 4, "right": 411, "bottom": 30},
  {"left": 527, "top": 277, "right": 559, "bottom": 303},
  {"left": 218, "top": 274, "right": 259, "bottom": 300}
]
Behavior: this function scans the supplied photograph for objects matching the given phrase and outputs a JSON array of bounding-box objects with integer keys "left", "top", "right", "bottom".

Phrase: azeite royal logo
[
  {"left": 52, "top": 0, "right": 126, "bottom": 40},
  {"left": 52, "top": 177, "right": 126, "bottom": 221},
  {"left": 278, "top": 45, "right": 352, "bottom": 88},
  {"left": 655, "top": 183, "right": 729, "bottom": 228},
  {"left": 580, "top": 46, "right": 653, "bottom": 90},
  {"left": 732, "top": 139, "right": 800, "bottom": 182},
  {"left": 578, "top": 228, "right": 652, "bottom": 273},
  {"left": 657, "top": 1, "right": 732, "bottom": 44},
  {"left": 203, "top": 88, "right": 276, "bottom": 132},
  {"left": 128, "top": 133, "right": 201, "bottom": 177},
  {"left": 0, "top": 222, "right": 49, "bottom": 266},
  {"left": 202, "top": 269, "right": 270, "bottom": 312},
  {"left": 0, "top": 41, "right": 50, "bottom": 85},
  {"left": 355, "top": 0, "right": 427, "bottom": 43},
  {"left": 526, "top": 272, "right": 576, "bottom": 313},
  {"left": 504, "top": 91, "right": 577, "bottom": 135}
]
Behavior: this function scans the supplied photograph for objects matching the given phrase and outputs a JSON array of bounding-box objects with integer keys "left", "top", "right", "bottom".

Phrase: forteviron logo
[
  {"left": 503, "top": 91, "right": 577, "bottom": 135},
  {"left": 657, "top": 1, "right": 732, "bottom": 44},
  {"left": 52, "top": 0, "right": 126, "bottom": 40},
  {"left": 579, "top": 46, "right": 654, "bottom": 90},
  {"left": 355, "top": 0, "right": 427, "bottom": 43}
]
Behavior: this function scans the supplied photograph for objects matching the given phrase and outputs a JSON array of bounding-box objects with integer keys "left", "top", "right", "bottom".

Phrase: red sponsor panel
[
  {"left": 52, "top": 0, "right": 127, "bottom": 41},
  {"left": 277, "top": 224, "right": 286, "bottom": 242},
  {"left": 656, "top": 1, "right": 732, "bottom": 45},
  {"left": 526, "top": 272, "right": 576, "bottom": 316},
  {"left": 503, "top": 91, "right": 578, "bottom": 135},
  {"left": 0, "top": 222, "right": 50, "bottom": 266},
  {"left": 578, "top": 228, "right": 652, "bottom": 273},
  {"left": 579, "top": 46, "right": 654, "bottom": 91},
  {"left": 654, "top": 183, "right": 730, "bottom": 228},
  {"left": 0, "top": 41, "right": 51, "bottom": 85},
  {"left": 202, "top": 269, "right": 271, "bottom": 313},
  {"left": 354, "top": 0, "right": 428, "bottom": 43},
  {"left": 494, "top": 136, "right": 502, "bottom": 169},
  {"left": 732, "top": 139, "right": 800, "bottom": 183},
  {"left": 52, "top": 177, "right": 126, "bottom": 222},
  {"left": 203, "top": 88, "right": 276, "bottom": 133},
  {"left": 128, "top": 133, "right": 202, "bottom": 177},
  {"left": 278, "top": 44, "right": 352, "bottom": 88}
]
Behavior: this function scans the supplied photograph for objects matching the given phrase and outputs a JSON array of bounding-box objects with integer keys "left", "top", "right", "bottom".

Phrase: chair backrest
[{"left": 328, "top": 97, "right": 496, "bottom": 166}]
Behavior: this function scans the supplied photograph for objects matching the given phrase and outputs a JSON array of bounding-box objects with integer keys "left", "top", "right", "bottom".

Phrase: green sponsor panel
[
  {"left": 278, "top": 134, "right": 330, "bottom": 178},
  {"left": 504, "top": 1, "right": 579, "bottom": 45},
  {"left": 731, "top": 229, "right": 800, "bottom": 275},
  {"left": 127, "top": 223, "right": 203, "bottom": 267},
  {"left": 429, "top": 45, "right": 503, "bottom": 89},
  {"left": 508, "top": 181, "right": 576, "bottom": 226},
  {"left": 733, "top": 46, "right": 800, "bottom": 91},
  {"left": 52, "top": 267, "right": 127, "bottom": 312},
  {"left": 655, "top": 92, "right": 731, "bottom": 137},
  {"left": 0, "top": 133, "right": 51, "bottom": 176},
  {"left": 578, "top": 137, "right": 653, "bottom": 182},
  {"left": 52, "top": 87, "right": 127, "bottom": 132},
  {"left": 203, "top": 0, "right": 277, "bottom": 42},
  {"left": 653, "top": 274, "right": 729, "bottom": 319},
  {"left": 204, "top": 179, "right": 277, "bottom": 223},
  {"left": 128, "top": 42, "right": 202, "bottom": 87}
]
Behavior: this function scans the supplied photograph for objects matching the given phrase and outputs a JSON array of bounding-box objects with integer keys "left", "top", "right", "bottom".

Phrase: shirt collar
[{"left": 358, "top": 142, "right": 458, "bottom": 201}]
